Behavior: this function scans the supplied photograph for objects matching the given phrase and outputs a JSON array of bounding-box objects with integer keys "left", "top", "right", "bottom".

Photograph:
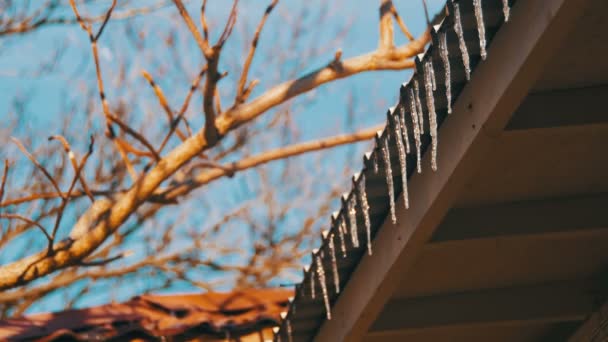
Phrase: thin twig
[
  {"left": 172, "top": 0, "right": 212, "bottom": 57},
  {"left": 10, "top": 137, "right": 64, "bottom": 199},
  {"left": 79, "top": 250, "right": 133, "bottom": 267},
  {"left": 48, "top": 135, "right": 95, "bottom": 202},
  {"left": 49, "top": 136, "right": 95, "bottom": 254},
  {"left": 158, "top": 65, "right": 207, "bottom": 154},
  {"left": 107, "top": 114, "right": 161, "bottom": 161},
  {"left": 70, "top": 0, "right": 137, "bottom": 182},
  {"left": 235, "top": 0, "right": 278, "bottom": 104},
  {"left": 0, "top": 214, "right": 52, "bottom": 244},
  {"left": 0, "top": 160, "right": 8, "bottom": 210},
  {"left": 422, "top": 0, "right": 431, "bottom": 26},
  {"left": 391, "top": 4, "right": 415, "bottom": 41},
  {"left": 141, "top": 71, "right": 188, "bottom": 143},
  {"left": 215, "top": 0, "right": 239, "bottom": 48}
]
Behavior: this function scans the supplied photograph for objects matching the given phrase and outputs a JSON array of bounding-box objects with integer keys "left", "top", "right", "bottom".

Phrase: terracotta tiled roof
[{"left": 0, "top": 288, "right": 292, "bottom": 341}]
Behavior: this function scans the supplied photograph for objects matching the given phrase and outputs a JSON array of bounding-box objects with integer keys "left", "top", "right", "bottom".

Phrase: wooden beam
[
  {"left": 314, "top": 0, "right": 592, "bottom": 340},
  {"left": 568, "top": 299, "right": 608, "bottom": 342},
  {"left": 506, "top": 85, "right": 608, "bottom": 130},
  {"left": 454, "top": 123, "right": 608, "bottom": 207},
  {"left": 394, "top": 229, "right": 608, "bottom": 299},
  {"left": 369, "top": 281, "right": 593, "bottom": 333},
  {"left": 432, "top": 193, "right": 608, "bottom": 242}
]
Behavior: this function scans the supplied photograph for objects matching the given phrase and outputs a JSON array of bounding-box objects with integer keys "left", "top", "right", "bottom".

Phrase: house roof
[
  {"left": 273, "top": 0, "right": 516, "bottom": 340},
  {"left": 278, "top": 0, "right": 608, "bottom": 340},
  {"left": 0, "top": 288, "right": 292, "bottom": 341}
]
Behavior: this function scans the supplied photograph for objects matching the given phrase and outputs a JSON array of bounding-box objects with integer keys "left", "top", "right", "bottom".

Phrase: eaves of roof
[{"left": 275, "top": 0, "right": 515, "bottom": 341}]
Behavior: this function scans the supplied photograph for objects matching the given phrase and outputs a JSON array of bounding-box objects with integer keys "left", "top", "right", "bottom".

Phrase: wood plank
[
  {"left": 456, "top": 124, "right": 608, "bottom": 207},
  {"left": 364, "top": 323, "right": 553, "bottom": 342},
  {"left": 394, "top": 229, "right": 608, "bottom": 299},
  {"left": 371, "top": 281, "right": 592, "bottom": 332},
  {"left": 506, "top": 85, "right": 608, "bottom": 130},
  {"left": 432, "top": 193, "right": 608, "bottom": 242},
  {"left": 314, "top": 0, "right": 592, "bottom": 340}
]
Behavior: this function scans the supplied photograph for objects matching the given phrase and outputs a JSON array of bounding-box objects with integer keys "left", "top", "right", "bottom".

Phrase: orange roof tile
[{"left": 0, "top": 288, "right": 292, "bottom": 341}]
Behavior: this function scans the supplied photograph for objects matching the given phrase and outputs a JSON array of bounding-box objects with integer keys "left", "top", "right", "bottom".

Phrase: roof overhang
[{"left": 314, "top": 0, "right": 594, "bottom": 340}]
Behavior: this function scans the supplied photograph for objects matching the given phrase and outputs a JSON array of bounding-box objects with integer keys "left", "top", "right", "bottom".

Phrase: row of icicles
[{"left": 274, "top": 0, "right": 511, "bottom": 340}]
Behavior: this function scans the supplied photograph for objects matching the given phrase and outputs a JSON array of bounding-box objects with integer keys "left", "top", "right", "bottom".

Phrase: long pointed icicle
[
  {"left": 286, "top": 319, "right": 293, "bottom": 342},
  {"left": 473, "top": 0, "right": 487, "bottom": 60},
  {"left": 439, "top": 31, "right": 452, "bottom": 114},
  {"left": 290, "top": 296, "right": 296, "bottom": 315},
  {"left": 347, "top": 196, "right": 359, "bottom": 248},
  {"left": 372, "top": 151, "right": 379, "bottom": 173},
  {"left": 309, "top": 269, "right": 316, "bottom": 299},
  {"left": 424, "top": 61, "right": 438, "bottom": 171},
  {"left": 329, "top": 233, "right": 340, "bottom": 293},
  {"left": 356, "top": 174, "right": 372, "bottom": 255},
  {"left": 316, "top": 256, "right": 331, "bottom": 320},
  {"left": 502, "top": 0, "right": 510, "bottom": 22},
  {"left": 393, "top": 113, "right": 409, "bottom": 209},
  {"left": 408, "top": 88, "right": 422, "bottom": 173},
  {"left": 413, "top": 79, "right": 425, "bottom": 134},
  {"left": 429, "top": 60, "right": 437, "bottom": 91},
  {"left": 399, "top": 106, "right": 410, "bottom": 154},
  {"left": 381, "top": 136, "right": 396, "bottom": 224},
  {"left": 337, "top": 215, "right": 347, "bottom": 258},
  {"left": 453, "top": 3, "right": 471, "bottom": 80}
]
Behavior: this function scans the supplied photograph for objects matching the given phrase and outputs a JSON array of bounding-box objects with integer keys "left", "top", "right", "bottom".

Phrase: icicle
[
  {"left": 316, "top": 256, "right": 331, "bottom": 320},
  {"left": 408, "top": 88, "right": 422, "bottom": 173},
  {"left": 288, "top": 296, "right": 295, "bottom": 315},
  {"left": 329, "top": 233, "right": 340, "bottom": 293},
  {"left": 286, "top": 319, "right": 293, "bottom": 342},
  {"left": 439, "top": 31, "right": 452, "bottom": 114},
  {"left": 502, "top": 0, "right": 510, "bottom": 22},
  {"left": 393, "top": 115, "right": 409, "bottom": 210},
  {"left": 356, "top": 174, "right": 372, "bottom": 255},
  {"left": 424, "top": 60, "right": 438, "bottom": 171},
  {"left": 347, "top": 195, "right": 359, "bottom": 248},
  {"left": 380, "top": 137, "right": 396, "bottom": 224},
  {"left": 473, "top": 0, "right": 487, "bottom": 60},
  {"left": 413, "top": 79, "right": 425, "bottom": 134},
  {"left": 429, "top": 61, "right": 437, "bottom": 91},
  {"left": 309, "top": 268, "right": 316, "bottom": 299},
  {"left": 453, "top": 3, "right": 471, "bottom": 80},
  {"left": 372, "top": 151, "right": 379, "bottom": 173},
  {"left": 399, "top": 106, "right": 410, "bottom": 154},
  {"left": 336, "top": 214, "right": 347, "bottom": 257}
]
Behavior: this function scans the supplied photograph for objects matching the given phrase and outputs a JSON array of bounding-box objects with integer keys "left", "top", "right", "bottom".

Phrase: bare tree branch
[
  {"left": 235, "top": 0, "right": 278, "bottom": 105},
  {"left": 0, "top": 0, "right": 430, "bottom": 294}
]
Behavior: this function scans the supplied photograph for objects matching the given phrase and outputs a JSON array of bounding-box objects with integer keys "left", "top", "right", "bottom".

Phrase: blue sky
[{"left": 0, "top": 0, "right": 445, "bottom": 314}]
